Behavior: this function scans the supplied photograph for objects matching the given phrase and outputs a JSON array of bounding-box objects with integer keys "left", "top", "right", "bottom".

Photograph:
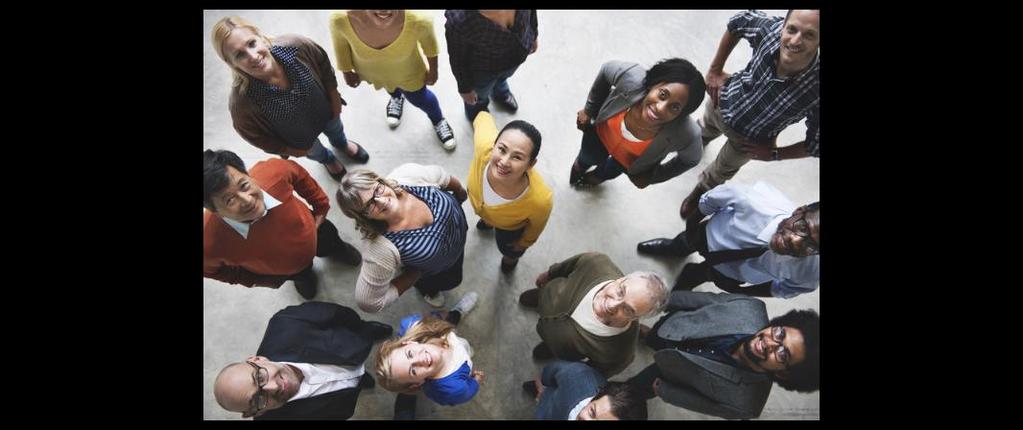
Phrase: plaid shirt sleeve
[
  {"left": 805, "top": 104, "right": 820, "bottom": 157},
  {"left": 444, "top": 15, "right": 473, "bottom": 93},
  {"left": 727, "top": 10, "right": 781, "bottom": 50}
]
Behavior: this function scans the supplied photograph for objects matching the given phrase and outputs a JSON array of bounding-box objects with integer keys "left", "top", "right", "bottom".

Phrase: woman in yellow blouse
[
  {"left": 467, "top": 111, "right": 553, "bottom": 273},
  {"left": 329, "top": 10, "right": 457, "bottom": 150}
]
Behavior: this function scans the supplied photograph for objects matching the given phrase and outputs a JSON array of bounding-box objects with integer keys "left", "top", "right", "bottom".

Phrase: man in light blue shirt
[{"left": 637, "top": 181, "right": 818, "bottom": 298}]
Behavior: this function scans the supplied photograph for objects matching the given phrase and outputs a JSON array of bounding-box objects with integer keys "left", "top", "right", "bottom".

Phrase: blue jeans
[
  {"left": 305, "top": 117, "right": 348, "bottom": 164},
  {"left": 389, "top": 86, "right": 445, "bottom": 124},
  {"left": 463, "top": 65, "right": 520, "bottom": 121},
  {"left": 574, "top": 123, "right": 627, "bottom": 180}
]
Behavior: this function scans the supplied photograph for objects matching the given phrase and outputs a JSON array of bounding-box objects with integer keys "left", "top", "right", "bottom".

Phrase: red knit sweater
[{"left": 203, "top": 159, "right": 330, "bottom": 287}]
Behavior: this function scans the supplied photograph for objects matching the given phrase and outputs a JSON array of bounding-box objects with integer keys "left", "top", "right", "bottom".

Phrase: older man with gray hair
[{"left": 518, "top": 252, "right": 670, "bottom": 377}]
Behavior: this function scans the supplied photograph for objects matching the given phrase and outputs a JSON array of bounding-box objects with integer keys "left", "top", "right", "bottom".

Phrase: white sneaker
[
  {"left": 433, "top": 119, "right": 457, "bottom": 151},
  {"left": 386, "top": 95, "right": 404, "bottom": 129},
  {"left": 418, "top": 289, "right": 447, "bottom": 308},
  {"left": 450, "top": 292, "right": 479, "bottom": 316}
]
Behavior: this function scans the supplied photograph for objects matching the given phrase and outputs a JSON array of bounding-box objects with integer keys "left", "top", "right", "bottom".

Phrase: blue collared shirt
[
  {"left": 222, "top": 191, "right": 282, "bottom": 239},
  {"left": 699, "top": 181, "right": 819, "bottom": 298}
]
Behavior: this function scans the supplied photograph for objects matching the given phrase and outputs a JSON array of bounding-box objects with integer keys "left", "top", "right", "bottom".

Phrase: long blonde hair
[
  {"left": 373, "top": 316, "right": 455, "bottom": 393},
  {"left": 210, "top": 16, "right": 274, "bottom": 95}
]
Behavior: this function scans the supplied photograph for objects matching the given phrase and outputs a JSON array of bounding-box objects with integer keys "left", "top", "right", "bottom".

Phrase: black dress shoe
[
  {"left": 363, "top": 321, "right": 393, "bottom": 341},
  {"left": 637, "top": 238, "right": 687, "bottom": 256},
  {"left": 327, "top": 165, "right": 347, "bottom": 182},
  {"left": 522, "top": 380, "right": 539, "bottom": 398},
  {"left": 519, "top": 288, "right": 539, "bottom": 308},
  {"left": 500, "top": 257, "right": 518, "bottom": 274},
  {"left": 332, "top": 241, "right": 362, "bottom": 266},
  {"left": 344, "top": 141, "right": 370, "bottom": 164},
  {"left": 532, "top": 342, "right": 555, "bottom": 361},
  {"left": 358, "top": 373, "right": 376, "bottom": 389},
  {"left": 494, "top": 91, "right": 518, "bottom": 112},
  {"left": 294, "top": 277, "right": 318, "bottom": 300}
]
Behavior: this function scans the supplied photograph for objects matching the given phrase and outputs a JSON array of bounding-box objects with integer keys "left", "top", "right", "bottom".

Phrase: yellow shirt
[
  {"left": 468, "top": 112, "right": 554, "bottom": 249},
  {"left": 328, "top": 10, "right": 440, "bottom": 93}
]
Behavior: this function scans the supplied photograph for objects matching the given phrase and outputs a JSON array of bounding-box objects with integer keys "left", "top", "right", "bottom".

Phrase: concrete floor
[{"left": 203, "top": 10, "right": 820, "bottom": 420}]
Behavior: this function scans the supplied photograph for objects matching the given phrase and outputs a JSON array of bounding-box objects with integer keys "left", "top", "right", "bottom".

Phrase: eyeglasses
[
  {"left": 247, "top": 361, "right": 270, "bottom": 412},
  {"left": 784, "top": 209, "right": 819, "bottom": 254},
  {"left": 769, "top": 326, "right": 791, "bottom": 366},
  {"left": 361, "top": 184, "right": 385, "bottom": 217}
]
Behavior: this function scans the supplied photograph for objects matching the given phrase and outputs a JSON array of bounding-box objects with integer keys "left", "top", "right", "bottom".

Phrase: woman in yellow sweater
[
  {"left": 329, "top": 10, "right": 457, "bottom": 151},
  {"left": 468, "top": 111, "right": 553, "bottom": 273}
]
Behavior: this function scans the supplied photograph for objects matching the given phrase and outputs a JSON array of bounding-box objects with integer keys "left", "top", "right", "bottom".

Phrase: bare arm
[{"left": 706, "top": 30, "right": 741, "bottom": 106}]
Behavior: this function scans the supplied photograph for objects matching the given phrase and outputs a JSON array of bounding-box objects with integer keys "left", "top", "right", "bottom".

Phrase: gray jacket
[
  {"left": 583, "top": 60, "right": 702, "bottom": 185},
  {"left": 652, "top": 291, "right": 773, "bottom": 420}
]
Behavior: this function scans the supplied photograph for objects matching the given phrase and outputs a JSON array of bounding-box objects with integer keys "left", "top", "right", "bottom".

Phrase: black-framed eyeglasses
[
  {"left": 247, "top": 361, "right": 270, "bottom": 412},
  {"left": 361, "top": 184, "right": 385, "bottom": 217},
  {"left": 785, "top": 209, "right": 819, "bottom": 254},
  {"left": 770, "top": 326, "right": 791, "bottom": 366}
]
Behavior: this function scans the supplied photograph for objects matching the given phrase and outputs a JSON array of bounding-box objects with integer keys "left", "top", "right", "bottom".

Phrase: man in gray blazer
[
  {"left": 524, "top": 360, "right": 647, "bottom": 420},
  {"left": 625, "top": 291, "right": 819, "bottom": 420},
  {"left": 570, "top": 59, "right": 705, "bottom": 188}
]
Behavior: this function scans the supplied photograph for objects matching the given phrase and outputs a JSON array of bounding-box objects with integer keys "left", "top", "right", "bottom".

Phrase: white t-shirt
[{"left": 482, "top": 162, "right": 528, "bottom": 205}]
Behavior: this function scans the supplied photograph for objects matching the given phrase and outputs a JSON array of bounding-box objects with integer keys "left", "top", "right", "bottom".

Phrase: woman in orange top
[{"left": 571, "top": 59, "right": 706, "bottom": 189}]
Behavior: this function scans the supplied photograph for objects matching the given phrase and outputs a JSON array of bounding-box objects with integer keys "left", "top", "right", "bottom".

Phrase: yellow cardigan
[
  {"left": 468, "top": 112, "right": 554, "bottom": 249},
  {"left": 328, "top": 10, "right": 439, "bottom": 93}
]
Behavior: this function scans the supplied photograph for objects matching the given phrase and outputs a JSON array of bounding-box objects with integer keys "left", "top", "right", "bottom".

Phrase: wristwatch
[{"left": 771, "top": 149, "right": 780, "bottom": 161}]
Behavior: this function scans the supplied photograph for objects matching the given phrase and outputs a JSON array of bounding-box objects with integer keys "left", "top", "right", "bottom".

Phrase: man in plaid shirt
[{"left": 680, "top": 10, "right": 820, "bottom": 218}]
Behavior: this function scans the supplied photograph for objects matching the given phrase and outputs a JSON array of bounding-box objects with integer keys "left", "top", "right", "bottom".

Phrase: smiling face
[
  {"left": 211, "top": 165, "right": 265, "bottom": 223},
  {"left": 636, "top": 82, "right": 690, "bottom": 127},
  {"left": 385, "top": 341, "right": 447, "bottom": 389},
  {"left": 355, "top": 182, "right": 400, "bottom": 221},
  {"left": 489, "top": 128, "right": 536, "bottom": 180},
  {"left": 221, "top": 27, "right": 275, "bottom": 80},
  {"left": 366, "top": 10, "right": 400, "bottom": 27},
  {"left": 591, "top": 276, "right": 657, "bottom": 328},
  {"left": 770, "top": 205, "right": 820, "bottom": 256},
  {"left": 215, "top": 356, "right": 303, "bottom": 418},
  {"left": 779, "top": 10, "right": 820, "bottom": 71},
  {"left": 739, "top": 326, "right": 806, "bottom": 374}
]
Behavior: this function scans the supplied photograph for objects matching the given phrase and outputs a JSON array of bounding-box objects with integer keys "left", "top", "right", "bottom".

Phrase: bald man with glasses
[
  {"left": 213, "top": 301, "right": 392, "bottom": 420},
  {"left": 637, "top": 181, "right": 819, "bottom": 299}
]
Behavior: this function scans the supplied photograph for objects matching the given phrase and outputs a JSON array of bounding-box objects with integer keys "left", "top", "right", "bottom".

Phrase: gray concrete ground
[{"left": 203, "top": 10, "right": 820, "bottom": 420}]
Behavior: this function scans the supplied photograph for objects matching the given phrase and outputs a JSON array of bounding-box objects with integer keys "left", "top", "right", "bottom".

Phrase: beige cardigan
[{"left": 354, "top": 163, "right": 453, "bottom": 313}]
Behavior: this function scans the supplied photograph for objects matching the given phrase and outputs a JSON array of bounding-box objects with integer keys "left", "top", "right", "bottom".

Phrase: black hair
[
  {"left": 497, "top": 120, "right": 543, "bottom": 160},
  {"left": 643, "top": 58, "right": 706, "bottom": 116},
  {"left": 203, "top": 149, "right": 247, "bottom": 211}
]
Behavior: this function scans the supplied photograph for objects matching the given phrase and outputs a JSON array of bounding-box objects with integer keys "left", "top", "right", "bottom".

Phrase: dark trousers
[
  {"left": 414, "top": 252, "right": 465, "bottom": 297},
  {"left": 574, "top": 123, "right": 627, "bottom": 180},
  {"left": 495, "top": 226, "right": 526, "bottom": 258},
  {"left": 289, "top": 219, "right": 348, "bottom": 283},
  {"left": 672, "top": 220, "right": 744, "bottom": 291}
]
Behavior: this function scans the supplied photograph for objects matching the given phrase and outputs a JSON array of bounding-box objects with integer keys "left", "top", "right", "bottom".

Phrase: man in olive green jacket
[{"left": 518, "top": 252, "right": 671, "bottom": 377}]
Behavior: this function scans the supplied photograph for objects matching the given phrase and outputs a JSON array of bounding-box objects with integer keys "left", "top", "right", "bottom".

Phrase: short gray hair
[{"left": 627, "top": 271, "right": 670, "bottom": 316}]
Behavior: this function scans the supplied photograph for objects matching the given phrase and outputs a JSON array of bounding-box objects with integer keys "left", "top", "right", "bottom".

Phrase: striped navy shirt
[
  {"left": 720, "top": 11, "right": 820, "bottom": 157},
  {"left": 247, "top": 45, "right": 332, "bottom": 151},
  {"left": 384, "top": 186, "right": 468, "bottom": 276}
]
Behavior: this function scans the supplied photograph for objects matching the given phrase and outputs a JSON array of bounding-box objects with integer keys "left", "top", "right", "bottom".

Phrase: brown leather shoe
[{"left": 518, "top": 288, "right": 540, "bottom": 308}]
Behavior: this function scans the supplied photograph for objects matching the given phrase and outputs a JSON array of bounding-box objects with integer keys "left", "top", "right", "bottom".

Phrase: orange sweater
[
  {"left": 203, "top": 159, "right": 330, "bottom": 287},
  {"left": 596, "top": 110, "right": 653, "bottom": 170}
]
